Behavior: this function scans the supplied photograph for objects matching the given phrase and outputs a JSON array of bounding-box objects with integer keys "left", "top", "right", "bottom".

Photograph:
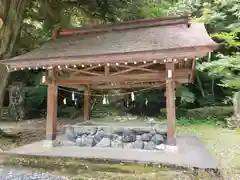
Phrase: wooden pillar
[
  {"left": 165, "top": 59, "right": 176, "bottom": 146},
  {"left": 84, "top": 87, "right": 90, "bottom": 121},
  {"left": 46, "top": 68, "right": 58, "bottom": 141}
]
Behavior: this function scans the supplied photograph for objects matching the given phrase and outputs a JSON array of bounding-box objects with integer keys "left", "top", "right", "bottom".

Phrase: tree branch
[{"left": 0, "top": 17, "right": 3, "bottom": 30}]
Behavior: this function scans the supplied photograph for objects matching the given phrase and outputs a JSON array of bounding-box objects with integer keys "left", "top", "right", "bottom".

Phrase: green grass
[{"left": 178, "top": 124, "right": 240, "bottom": 179}]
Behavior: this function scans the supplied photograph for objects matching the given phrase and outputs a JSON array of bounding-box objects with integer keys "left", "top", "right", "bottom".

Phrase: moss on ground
[{"left": 0, "top": 154, "right": 222, "bottom": 180}]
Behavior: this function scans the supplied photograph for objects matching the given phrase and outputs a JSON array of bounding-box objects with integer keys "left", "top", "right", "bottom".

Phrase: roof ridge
[{"left": 53, "top": 15, "right": 190, "bottom": 39}]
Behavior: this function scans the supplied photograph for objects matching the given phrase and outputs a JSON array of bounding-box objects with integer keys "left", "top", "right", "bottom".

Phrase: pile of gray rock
[{"left": 65, "top": 124, "right": 167, "bottom": 150}]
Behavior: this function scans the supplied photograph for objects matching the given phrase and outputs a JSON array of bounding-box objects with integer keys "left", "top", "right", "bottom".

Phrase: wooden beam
[
  {"left": 91, "top": 82, "right": 165, "bottom": 90},
  {"left": 68, "top": 68, "right": 104, "bottom": 77},
  {"left": 58, "top": 16, "right": 188, "bottom": 37},
  {"left": 165, "top": 59, "right": 176, "bottom": 146},
  {"left": 46, "top": 68, "right": 58, "bottom": 141},
  {"left": 58, "top": 69, "right": 191, "bottom": 84},
  {"left": 110, "top": 62, "right": 158, "bottom": 76},
  {"left": 42, "top": 77, "right": 189, "bottom": 88},
  {"left": 84, "top": 86, "right": 90, "bottom": 121}
]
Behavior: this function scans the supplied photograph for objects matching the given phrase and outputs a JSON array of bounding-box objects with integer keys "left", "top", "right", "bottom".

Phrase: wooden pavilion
[{"left": 1, "top": 16, "right": 218, "bottom": 147}]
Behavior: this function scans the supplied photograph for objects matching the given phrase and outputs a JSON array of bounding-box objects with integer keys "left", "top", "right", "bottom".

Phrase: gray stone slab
[{"left": 6, "top": 136, "right": 218, "bottom": 169}]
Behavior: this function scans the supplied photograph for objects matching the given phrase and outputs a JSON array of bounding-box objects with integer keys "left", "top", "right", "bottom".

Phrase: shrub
[
  {"left": 185, "top": 106, "right": 233, "bottom": 121},
  {"left": 159, "top": 108, "right": 188, "bottom": 118},
  {"left": 176, "top": 117, "right": 216, "bottom": 126}
]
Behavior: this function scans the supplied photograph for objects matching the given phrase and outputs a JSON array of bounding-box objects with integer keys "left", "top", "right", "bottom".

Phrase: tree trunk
[
  {"left": 0, "top": 0, "right": 27, "bottom": 117},
  {"left": 196, "top": 71, "right": 205, "bottom": 99}
]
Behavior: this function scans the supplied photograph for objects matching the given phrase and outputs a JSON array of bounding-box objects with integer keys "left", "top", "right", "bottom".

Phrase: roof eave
[{"left": 2, "top": 45, "right": 216, "bottom": 70}]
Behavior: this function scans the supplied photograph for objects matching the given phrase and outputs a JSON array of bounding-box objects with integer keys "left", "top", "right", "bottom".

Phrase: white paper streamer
[
  {"left": 106, "top": 95, "right": 109, "bottom": 105},
  {"left": 41, "top": 76, "right": 46, "bottom": 83},
  {"left": 72, "top": 91, "right": 75, "bottom": 101},
  {"left": 102, "top": 95, "right": 107, "bottom": 105},
  {"left": 131, "top": 92, "right": 135, "bottom": 101},
  {"left": 63, "top": 98, "right": 67, "bottom": 105}
]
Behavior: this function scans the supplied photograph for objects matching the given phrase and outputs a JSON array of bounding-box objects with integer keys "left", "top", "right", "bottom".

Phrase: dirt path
[{"left": 0, "top": 118, "right": 80, "bottom": 151}]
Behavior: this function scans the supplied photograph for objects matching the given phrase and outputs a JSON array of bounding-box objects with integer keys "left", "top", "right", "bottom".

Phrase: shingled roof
[{"left": 1, "top": 16, "right": 218, "bottom": 69}]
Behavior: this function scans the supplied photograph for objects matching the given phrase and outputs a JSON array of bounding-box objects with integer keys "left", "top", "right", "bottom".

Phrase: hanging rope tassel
[
  {"left": 131, "top": 92, "right": 135, "bottom": 101},
  {"left": 126, "top": 100, "right": 129, "bottom": 107},
  {"left": 72, "top": 91, "right": 75, "bottom": 101}
]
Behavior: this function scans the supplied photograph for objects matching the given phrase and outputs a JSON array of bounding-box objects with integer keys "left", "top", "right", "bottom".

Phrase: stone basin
[{"left": 64, "top": 121, "right": 167, "bottom": 151}]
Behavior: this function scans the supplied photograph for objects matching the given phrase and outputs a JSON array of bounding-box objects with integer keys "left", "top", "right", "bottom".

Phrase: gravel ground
[{"left": 0, "top": 166, "right": 70, "bottom": 180}]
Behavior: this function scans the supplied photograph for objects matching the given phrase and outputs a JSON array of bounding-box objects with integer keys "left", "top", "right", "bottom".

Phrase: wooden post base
[
  {"left": 166, "top": 136, "right": 176, "bottom": 146},
  {"left": 42, "top": 140, "right": 60, "bottom": 148},
  {"left": 156, "top": 144, "right": 178, "bottom": 153},
  {"left": 164, "top": 144, "right": 179, "bottom": 153},
  {"left": 46, "top": 133, "right": 57, "bottom": 141}
]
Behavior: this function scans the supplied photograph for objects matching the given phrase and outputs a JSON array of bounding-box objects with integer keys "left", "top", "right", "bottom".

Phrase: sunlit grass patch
[{"left": 178, "top": 124, "right": 240, "bottom": 179}]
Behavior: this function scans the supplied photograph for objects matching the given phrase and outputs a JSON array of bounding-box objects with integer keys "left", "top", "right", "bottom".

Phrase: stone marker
[
  {"left": 154, "top": 124, "right": 167, "bottom": 135},
  {"left": 144, "top": 141, "right": 156, "bottom": 150},
  {"left": 111, "top": 136, "right": 123, "bottom": 148},
  {"left": 75, "top": 137, "right": 82, "bottom": 146},
  {"left": 65, "top": 126, "right": 77, "bottom": 142},
  {"left": 95, "top": 137, "right": 111, "bottom": 147},
  {"left": 151, "top": 134, "right": 164, "bottom": 145},
  {"left": 132, "top": 128, "right": 151, "bottom": 135},
  {"left": 141, "top": 133, "right": 152, "bottom": 141},
  {"left": 132, "top": 140, "right": 144, "bottom": 149},
  {"left": 122, "top": 129, "right": 136, "bottom": 142},
  {"left": 124, "top": 143, "right": 134, "bottom": 149},
  {"left": 82, "top": 135, "right": 95, "bottom": 147}
]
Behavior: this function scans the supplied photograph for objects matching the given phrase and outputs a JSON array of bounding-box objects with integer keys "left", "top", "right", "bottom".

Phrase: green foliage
[
  {"left": 24, "top": 86, "right": 47, "bottom": 109},
  {"left": 167, "top": 0, "right": 204, "bottom": 16},
  {"left": 213, "top": 28, "right": 240, "bottom": 47},
  {"left": 176, "top": 117, "right": 219, "bottom": 126},
  {"left": 196, "top": 0, "right": 240, "bottom": 32},
  {"left": 176, "top": 86, "right": 195, "bottom": 104},
  {"left": 185, "top": 106, "right": 233, "bottom": 121},
  {"left": 140, "top": 1, "right": 167, "bottom": 18},
  {"left": 197, "top": 0, "right": 240, "bottom": 90},
  {"left": 199, "top": 53, "right": 240, "bottom": 89},
  {"left": 159, "top": 108, "right": 188, "bottom": 119}
]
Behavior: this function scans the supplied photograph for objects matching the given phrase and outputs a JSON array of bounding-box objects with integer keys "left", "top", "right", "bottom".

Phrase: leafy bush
[
  {"left": 24, "top": 86, "right": 47, "bottom": 109},
  {"left": 185, "top": 106, "right": 233, "bottom": 121},
  {"left": 176, "top": 117, "right": 218, "bottom": 126},
  {"left": 24, "top": 86, "right": 47, "bottom": 119},
  {"left": 160, "top": 108, "right": 188, "bottom": 118}
]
